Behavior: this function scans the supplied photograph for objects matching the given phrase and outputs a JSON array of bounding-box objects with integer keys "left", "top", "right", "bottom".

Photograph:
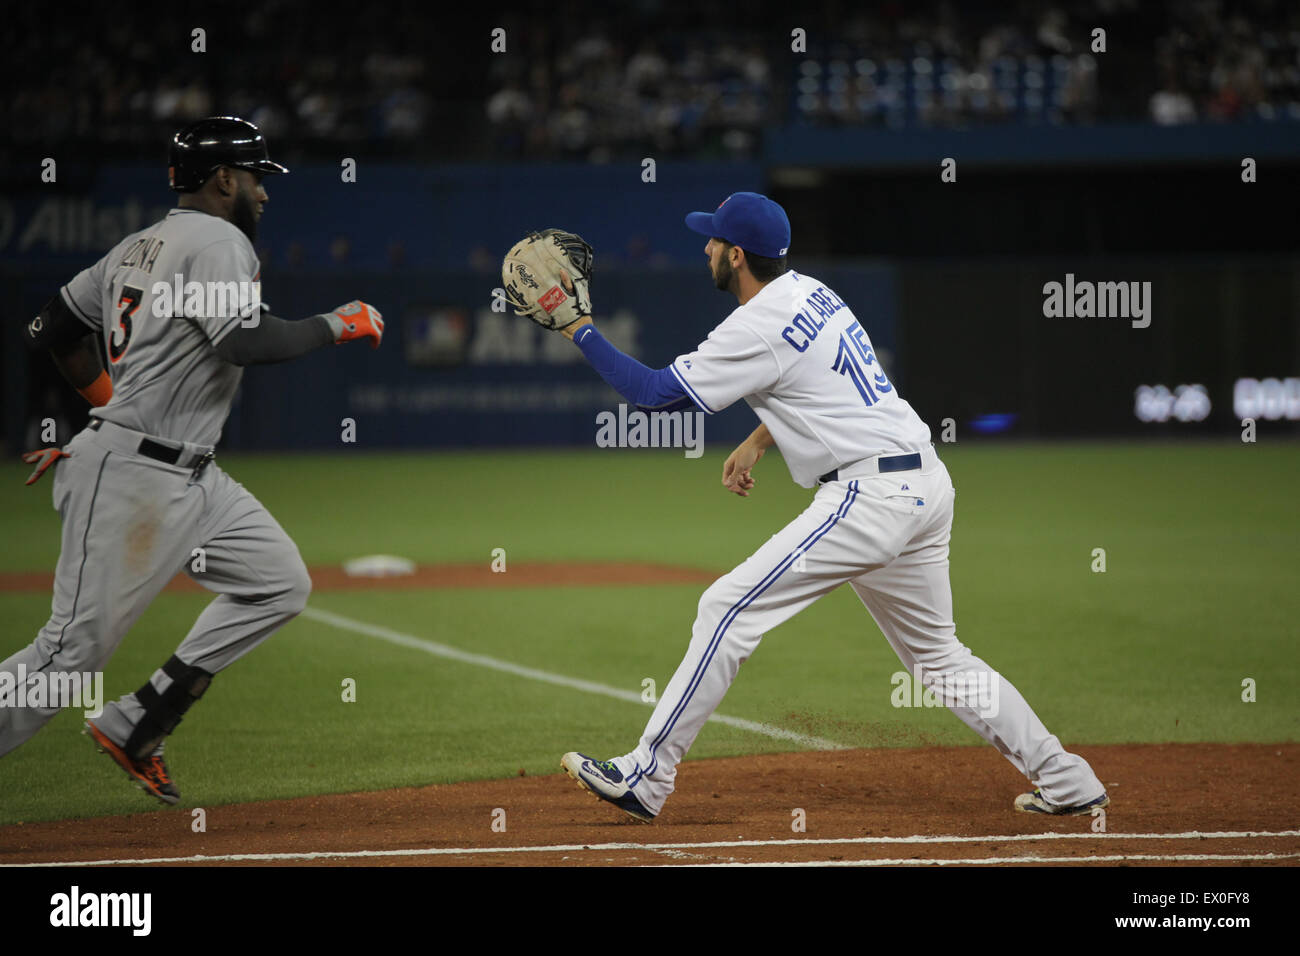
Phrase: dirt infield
[
  {"left": 2, "top": 743, "right": 1296, "bottom": 867},
  {"left": 0, "top": 562, "right": 719, "bottom": 594},
  {"left": 3, "top": 563, "right": 1295, "bottom": 866}
]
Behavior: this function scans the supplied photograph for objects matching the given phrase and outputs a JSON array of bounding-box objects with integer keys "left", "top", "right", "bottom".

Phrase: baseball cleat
[
  {"left": 84, "top": 721, "right": 180, "bottom": 806},
  {"left": 561, "top": 752, "right": 655, "bottom": 823},
  {"left": 1014, "top": 788, "right": 1109, "bottom": 816}
]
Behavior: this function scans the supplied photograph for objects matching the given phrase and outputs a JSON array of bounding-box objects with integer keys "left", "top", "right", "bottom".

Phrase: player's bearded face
[
  {"left": 712, "top": 242, "right": 738, "bottom": 294},
  {"left": 229, "top": 172, "right": 263, "bottom": 242}
]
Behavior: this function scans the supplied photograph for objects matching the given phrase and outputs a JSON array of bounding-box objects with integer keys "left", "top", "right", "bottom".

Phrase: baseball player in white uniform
[
  {"left": 1, "top": 117, "right": 385, "bottom": 804},
  {"left": 560, "top": 192, "right": 1108, "bottom": 821}
]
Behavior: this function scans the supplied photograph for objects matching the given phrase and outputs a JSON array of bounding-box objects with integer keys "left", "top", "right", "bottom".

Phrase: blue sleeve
[{"left": 573, "top": 325, "right": 696, "bottom": 411}]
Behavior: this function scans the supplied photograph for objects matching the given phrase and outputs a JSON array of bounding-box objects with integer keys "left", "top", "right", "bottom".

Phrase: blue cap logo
[{"left": 685, "top": 192, "right": 791, "bottom": 260}]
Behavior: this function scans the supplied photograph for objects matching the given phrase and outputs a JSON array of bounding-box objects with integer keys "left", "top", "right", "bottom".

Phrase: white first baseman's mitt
[{"left": 501, "top": 228, "right": 594, "bottom": 330}]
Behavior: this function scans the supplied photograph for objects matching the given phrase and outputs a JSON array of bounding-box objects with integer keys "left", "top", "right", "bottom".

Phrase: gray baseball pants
[{"left": 0, "top": 419, "right": 310, "bottom": 756}]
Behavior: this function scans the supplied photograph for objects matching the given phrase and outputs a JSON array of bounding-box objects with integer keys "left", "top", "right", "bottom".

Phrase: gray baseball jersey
[
  {"left": 0, "top": 206, "right": 312, "bottom": 773},
  {"left": 60, "top": 208, "right": 259, "bottom": 446}
]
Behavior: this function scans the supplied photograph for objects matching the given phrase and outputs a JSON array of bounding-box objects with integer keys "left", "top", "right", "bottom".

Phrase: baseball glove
[{"left": 501, "top": 229, "right": 594, "bottom": 331}]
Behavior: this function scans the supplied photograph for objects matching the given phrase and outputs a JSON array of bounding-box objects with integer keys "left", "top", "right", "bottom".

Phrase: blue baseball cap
[{"left": 685, "top": 192, "right": 790, "bottom": 259}]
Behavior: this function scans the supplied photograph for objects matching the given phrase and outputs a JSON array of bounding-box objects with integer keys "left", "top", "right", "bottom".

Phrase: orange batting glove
[
  {"left": 328, "top": 300, "right": 384, "bottom": 349},
  {"left": 22, "top": 448, "right": 70, "bottom": 485}
]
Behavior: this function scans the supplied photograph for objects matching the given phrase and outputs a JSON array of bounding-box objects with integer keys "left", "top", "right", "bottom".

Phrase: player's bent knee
[
  {"left": 695, "top": 579, "right": 734, "bottom": 628},
  {"left": 692, "top": 575, "right": 756, "bottom": 644},
  {"left": 280, "top": 561, "right": 312, "bottom": 617},
  {"left": 35, "top": 625, "right": 113, "bottom": 674},
  {"left": 914, "top": 640, "right": 972, "bottom": 673}
]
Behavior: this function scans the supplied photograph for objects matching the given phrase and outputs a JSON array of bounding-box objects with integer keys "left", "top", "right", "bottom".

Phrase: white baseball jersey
[
  {"left": 59, "top": 208, "right": 260, "bottom": 446},
  {"left": 582, "top": 270, "right": 1105, "bottom": 824},
  {"left": 669, "top": 270, "right": 931, "bottom": 487},
  {"left": 602, "top": 277, "right": 1105, "bottom": 821}
]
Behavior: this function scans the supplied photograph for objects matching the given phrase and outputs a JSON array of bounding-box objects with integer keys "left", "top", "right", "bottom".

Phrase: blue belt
[{"left": 818, "top": 452, "right": 921, "bottom": 484}]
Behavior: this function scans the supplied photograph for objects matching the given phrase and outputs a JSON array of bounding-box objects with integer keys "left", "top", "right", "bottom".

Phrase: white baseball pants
[{"left": 611, "top": 450, "right": 1105, "bottom": 814}]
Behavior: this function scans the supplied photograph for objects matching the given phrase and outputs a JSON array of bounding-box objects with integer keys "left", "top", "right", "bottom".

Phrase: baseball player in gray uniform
[
  {"left": 1, "top": 116, "right": 385, "bottom": 804},
  {"left": 560, "top": 193, "right": 1109, "bottom": 822}
]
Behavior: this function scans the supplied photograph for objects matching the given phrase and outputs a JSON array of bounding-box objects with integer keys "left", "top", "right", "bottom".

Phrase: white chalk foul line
[
  {"left": 7, "top": 830, "right": 1297, "bottom": 868},
  {"left": 671, "top": 853, "right": 1300, "bottom": 867},
  {"left": 300, "top": 605, "right": 844, "bottom": 751}
]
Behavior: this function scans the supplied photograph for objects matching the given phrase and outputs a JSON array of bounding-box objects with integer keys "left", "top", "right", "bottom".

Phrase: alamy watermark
[
  {"left": 595, "top": 404, "right": 704, "bottom": 458},
  {"left": 890, "top": 663, "right": 1000, "bottom": 718},
  {"left": 50, "top": 886, "right": 151, "bottom": 936},
  {"left": 1042, "top": 273, "right": 1151, "bottom": 328},
  {"left": 150, "top": 273, "right": 261, "bottom": 324},
  {"left": 0, "top": 665, "right": 103, "bottom": 718}
]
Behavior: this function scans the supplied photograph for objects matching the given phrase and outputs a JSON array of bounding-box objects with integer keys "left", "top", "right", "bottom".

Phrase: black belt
[
  {"left": 138, "top": 437, "right": 185, "bottom": 465},
  {"left": 89, "top": 418, "right": 214, "bottom": 475},
  {"left": 818, "top": 452, "right": 922, "bottom": 484}
]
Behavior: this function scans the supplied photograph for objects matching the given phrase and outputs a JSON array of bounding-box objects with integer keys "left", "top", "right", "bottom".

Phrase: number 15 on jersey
[{"left": 832, "top": 322, "right": 892, "bottom": 407}]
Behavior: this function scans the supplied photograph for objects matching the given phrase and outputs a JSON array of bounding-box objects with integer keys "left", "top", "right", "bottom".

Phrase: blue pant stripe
[{"left": 629, "top": 481, "right": 859, "bottom": 787}]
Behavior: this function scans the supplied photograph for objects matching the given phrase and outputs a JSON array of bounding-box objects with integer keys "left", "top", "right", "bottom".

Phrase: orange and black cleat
[{"left": 84, "top": 721, "right": 181, "bottom": 805}]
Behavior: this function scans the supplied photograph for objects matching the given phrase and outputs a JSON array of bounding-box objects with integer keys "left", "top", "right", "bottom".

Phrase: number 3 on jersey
[
  {"left": 832, "top": 322, "right": 893, "bottom": 407},
  {"left": 110, "top": 285, "right": 143, "bottom": 363}
]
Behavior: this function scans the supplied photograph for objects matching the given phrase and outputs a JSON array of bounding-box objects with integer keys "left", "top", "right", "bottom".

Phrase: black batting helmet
[{"left": 168, "top": 116, "right": 289, "bottom": 192}]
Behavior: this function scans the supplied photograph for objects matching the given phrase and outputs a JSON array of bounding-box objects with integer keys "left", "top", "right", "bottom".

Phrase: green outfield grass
[{"left": 1, "top": 440, "right": 1297, "bottom": 824}]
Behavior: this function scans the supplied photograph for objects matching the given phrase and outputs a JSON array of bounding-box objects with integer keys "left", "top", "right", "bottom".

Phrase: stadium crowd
[{"left": 5, "top": 1, "right": 1299, "bottom": 165}]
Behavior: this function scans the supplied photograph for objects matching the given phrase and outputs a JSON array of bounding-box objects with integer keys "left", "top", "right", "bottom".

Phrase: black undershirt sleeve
[
  {"left": 214, "top": 312, "right": 334, "bottom": 366},
  {"left": 23, "top": 293, "right": 91, "bottom": 352}
]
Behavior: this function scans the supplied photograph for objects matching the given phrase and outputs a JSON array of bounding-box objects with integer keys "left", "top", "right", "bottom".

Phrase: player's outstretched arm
[
  {"left": 567, "top": 320, "right": 695, "bottom": 411},
  {"left": 215, "top": 300, "right": 383, "bottom": 366},
  {"left": 557, "top": 277, "right": 695, "bottom": 411},
  {"left": 506, "top": 239, "right": 693, "bottom": 410},
  {"left": 322, "top": 300, "right": 384, "bottom": 349},
  {"left": 722, "top": 424, "right": 774, "bottom": 497}
]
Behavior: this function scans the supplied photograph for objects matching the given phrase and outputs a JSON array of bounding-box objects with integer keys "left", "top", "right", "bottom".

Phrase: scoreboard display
[
  {"left": 1232, "top": 378, "right": 1300, "bottom": 423},
  {"left": 1133, "top": 379, "right": 1300, "bottom": 426},
  {"left": 900, "top": 257, "right": 1300, "bottom": 438}
]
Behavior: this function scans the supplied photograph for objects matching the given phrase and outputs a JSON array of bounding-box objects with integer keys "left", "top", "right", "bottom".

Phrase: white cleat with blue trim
[
  {"left": 561, "top": 752, "right": 656, "bottom": 823},
  {"left": 1014, "top": 788, "right": 1110, "bottom": 816}
]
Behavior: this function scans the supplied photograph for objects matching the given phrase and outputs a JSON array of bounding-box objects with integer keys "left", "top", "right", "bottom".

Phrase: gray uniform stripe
[
  {"left": 39, "top": 451, "right": 111, "bottom": 673},
  {"left": 61, "top": 288, "right": 98, "bottom": 328}
]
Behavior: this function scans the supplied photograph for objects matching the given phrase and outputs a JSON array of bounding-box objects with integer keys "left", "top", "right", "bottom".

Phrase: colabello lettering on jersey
[{"left": 781, "top": 285, "right": 849, "bottom": 352}]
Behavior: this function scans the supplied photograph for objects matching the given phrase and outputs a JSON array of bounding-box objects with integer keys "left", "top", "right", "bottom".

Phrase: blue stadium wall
[
  {"left": 5, "top": 128, "right": 1296, "bottom": 450},
  {"left": 2, "top": 161, "right": 898, "bottom": 451}
]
